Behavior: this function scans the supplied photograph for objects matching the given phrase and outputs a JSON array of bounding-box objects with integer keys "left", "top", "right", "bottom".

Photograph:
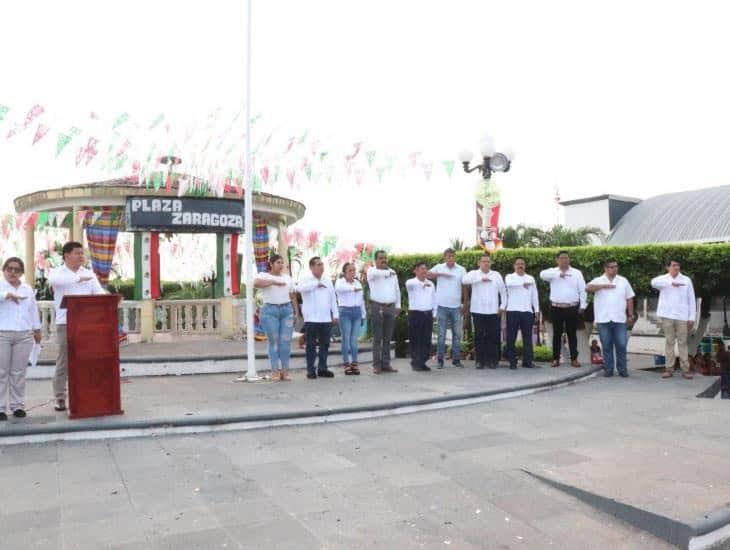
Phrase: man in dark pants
[
  {"left": 462, "top": 253, "right": 506, "bottom": 369},
  {"left": 296, "top": 257, "right": 339, "bottom": 379},
  {"left": 366, "top": 251, "right": 401, "bottom": 374},
  {"left": 406, "top": 262, "right": 436, "bottom": 371},
  {"left": 540, "top": 251, "right": 587, "bottom": 367},
  {"left": 505, "top": 257, "right": 540, "bottom": 369}
]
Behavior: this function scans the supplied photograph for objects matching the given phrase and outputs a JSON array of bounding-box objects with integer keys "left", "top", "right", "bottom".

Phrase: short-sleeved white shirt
[
  {"left": 589, "top": 274, "right": 635, "bottom": 323},
  {"left": 256, "top": 272, "right": 294, "bottom": 305}
]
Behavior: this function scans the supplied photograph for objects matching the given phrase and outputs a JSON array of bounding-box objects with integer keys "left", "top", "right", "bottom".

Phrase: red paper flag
[
  {"left": 32, "top": 124, "right": 50, "bottom": 145},
  {"left": 260, "top": 166, "right": 269, "bottom": 185}
]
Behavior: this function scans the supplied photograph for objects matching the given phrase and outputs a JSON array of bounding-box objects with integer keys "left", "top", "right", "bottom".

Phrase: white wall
[{"left": 562, "top": 199, "right": 610, "bottom": 241}]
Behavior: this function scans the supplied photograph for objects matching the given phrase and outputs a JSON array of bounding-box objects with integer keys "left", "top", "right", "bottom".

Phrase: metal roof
[
  {"left": 608, "top": 185, "right": 730, "bottom": 245},
  {"left": 559, "top": 194, "right": 641, "bottom": 206}
]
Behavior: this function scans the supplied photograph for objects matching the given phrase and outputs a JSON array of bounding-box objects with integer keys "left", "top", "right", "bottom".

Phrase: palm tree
[{"left": 499, "top": 224, "right": 605, "bottom": 248}]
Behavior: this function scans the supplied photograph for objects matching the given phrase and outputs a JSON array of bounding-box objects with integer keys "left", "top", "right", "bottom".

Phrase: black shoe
[
  {"left": 12, "top": 409, "right": 26, "bottom": 418},
  {"left": 476, "top": 363, "right": 486, "bottom": 370},
  {"left": 603, "top": 372, "right": 614, "bottom": 377},
  {"left": 412, "top": 365, "right": 431, "bottom": 371},
  {"left": 54, "top": 399, "right": 66, "bottom": 411},
  {"left": 509, "top": 364, "right": 517, "bottom": 370},
  {"left": 437, "top": 359, "right": 444, "bottom": 369},
  {"left": 0, "top": 412, "right": 7, "bottom": 421},
  {"left": 307, "top": 372, "right": 317, "bottom": 379},
  {"left": 452, "top": 360, "right": 463, "bottom": 367},
  {"left": 317, "top": 370, "right": 334, "bottom": 378},
  {"left": 619, "top": 372, "right": 629, "bottom": 378},
  {"left": 522, "top": 364, "right": 534, "bottom": 369},
  {"left": 488, "top": 363, "right": 498, "bottom": 369}
]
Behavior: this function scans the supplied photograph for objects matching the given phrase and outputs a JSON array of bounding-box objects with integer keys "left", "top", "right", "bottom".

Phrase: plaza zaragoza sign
[{"left": 125, "top": 196, "right": 244, "bottom": 233}]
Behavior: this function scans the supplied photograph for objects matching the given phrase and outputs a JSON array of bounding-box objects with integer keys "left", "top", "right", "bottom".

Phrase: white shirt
[
  {"left": 651, "top": 273, "right": 696, "bottom": 322},
  {"left": 406, "top": 277, "right": 437, "bottom": 313},
  {"left": 539, "top": 267, "right": 587, "bottom": 309},
  {"left": 48, "top": 265, "right": 105, "bottom": 325},
  {"left": 0, "top": 281, "right": 42, "bottom": 331},
  {"left": 589, "top": 274, "right": 635, "bottom": 323},
  {"left": 256, "top": 272, "right": 294, "bottom": 305},
  {"left": 504, "top": 273, "right": 540, "bottom": 313},
  {"left": 430, "top": 263, "right": 466, "bottom": 308},
  {"left": 334, "top": 278, "right": 367, "bottom": 318},
  {"left": 366, "top": 267, "right": 401, "bottom": 306},
  {"left": 462, "top": 269, "right": 507, "bottom": 314},
  {"left": 297, "top": 274, "right": 339, "bottom": 323}
]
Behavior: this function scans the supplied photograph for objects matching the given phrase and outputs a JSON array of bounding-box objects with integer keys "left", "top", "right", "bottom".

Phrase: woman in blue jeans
[
  {"left": 335, "top": 263, "right": 366, "bottom": 375},
  {"left": 254, "top": 255, "right": 300, "bottom": 381}
]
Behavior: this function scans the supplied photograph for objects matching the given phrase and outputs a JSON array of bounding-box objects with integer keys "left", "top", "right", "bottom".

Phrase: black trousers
[
  {"left": 472, "top": 313, "right": 500, "bottom": 366},
  {"left": 408, "top": 310, "right": 433, "bottom": 368},
  {"left": 305, "top": 322, "right": 332, "bottom": 373},
  {"left": 551, "top": 306, "right": 579, "bottom": 361}
]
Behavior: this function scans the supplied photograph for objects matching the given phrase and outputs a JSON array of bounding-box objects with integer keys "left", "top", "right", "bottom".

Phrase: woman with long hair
[
  {"left": 335, "top": 262, "right": 366, "bottom": 375},
  {"left": 254, "top": 254, "right": 300, "bottom": 381},
  {"left": 0, "top": 257, "right": 42, "bottom": 420}
]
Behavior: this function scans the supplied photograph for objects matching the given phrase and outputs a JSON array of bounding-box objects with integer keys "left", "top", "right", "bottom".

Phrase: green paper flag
[
  {"left": 376, "top": 167, "right": 385, "bottom": 184},
  {"left": 298, "top": 129, "right": 310, "bottom": 144},
  {"left": 305, "top": 165, "right": 312, "bottom": 181},
  {"left": 320, "top": 151, "right": 328, "bottom": 161},
  {"left": 112, "top": 112, "right": 129, "bottom": 130},
  {"left": 321, "top": 235, "right": 338, "bottom": 258},
  {"left": 115, "top": 154, "right": 128, "bottom": 171},
  {"left": 152, "top": 172, "right": 163, "bottom": 190},
  {"left": 366, "top": 151, "right": 376, "bottom": 167},
  {"left": 149, "top": 113, "right": 165, "bottom": 130},
  {"left": 443, "top": 160, "right": 455, "bottom": 178},
  {"left": 37, "top": 212, "right": 48, "bottom": 228},
  {"left": 0, "top": 105, "right": 9, "bottom": 122},
  {"left": 69, "top": 127, "right": 81, "bottom": 136},
  {"left": 56, "top": 134, "right": 72, "bottom": 157}
]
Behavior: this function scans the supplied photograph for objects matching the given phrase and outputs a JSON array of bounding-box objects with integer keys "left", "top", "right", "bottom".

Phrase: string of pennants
[
  {"left": 0, "top": 103, "right": 461, "bottom": 198},
  {"left": 0, "top": 209, "right": 122, "bottom": 238}
]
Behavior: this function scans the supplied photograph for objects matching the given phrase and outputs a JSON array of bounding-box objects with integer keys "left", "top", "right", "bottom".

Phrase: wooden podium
[{"left": 61, "top": 294, "right": 124, "bottom": 419}]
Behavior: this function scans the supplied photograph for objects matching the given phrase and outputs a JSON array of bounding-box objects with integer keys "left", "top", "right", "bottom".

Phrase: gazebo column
[
  {"left": 216, "top": 233, "right": 239, "bottom": 338},
  {"left": 277, "top": 219, "right": 288, "bottom": 269},
  {"left": 71, "top": 206, "right": 83, "bottom": 244},
  {"left": 25, "top": 226, "right": 35, "bottom": 287},
  {"left": 134, "top": 232, "right": 160, "bottom": 343}
]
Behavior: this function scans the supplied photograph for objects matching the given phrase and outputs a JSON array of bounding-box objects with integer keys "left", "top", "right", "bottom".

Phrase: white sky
[{"left": 2, "top": 0, "right": 730, "bottom": 254}]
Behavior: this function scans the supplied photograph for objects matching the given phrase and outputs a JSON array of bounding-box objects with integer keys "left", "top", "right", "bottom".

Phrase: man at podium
[{"left": 48, "top": 241, "right": 105, "bottom": 412}]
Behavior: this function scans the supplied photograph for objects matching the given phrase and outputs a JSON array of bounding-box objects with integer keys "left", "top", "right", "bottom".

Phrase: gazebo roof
[{"left": 13, "top": 176, "right": 306, "bottom": 226}]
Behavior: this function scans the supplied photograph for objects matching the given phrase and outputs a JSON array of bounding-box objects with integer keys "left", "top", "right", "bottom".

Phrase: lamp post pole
[{"left": 241, "top": 0, "right": 259, "bottom": 381}]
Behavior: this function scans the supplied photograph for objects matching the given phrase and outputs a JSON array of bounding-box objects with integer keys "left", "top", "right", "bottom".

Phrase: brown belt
[
  {"left": 370, "top": 300, "right": 395, "bottom": 307},
  {"left": 551, "top": 302, "right": 579, "bottom": 308}
]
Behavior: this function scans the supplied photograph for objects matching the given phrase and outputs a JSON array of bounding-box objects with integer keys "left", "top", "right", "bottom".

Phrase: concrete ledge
[{"left": 1, "top": 365, "right": 601, "bottom": 441}]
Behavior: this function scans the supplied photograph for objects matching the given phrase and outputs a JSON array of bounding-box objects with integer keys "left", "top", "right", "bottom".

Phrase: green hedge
[
  {"left": 387, "top": 243, "right": 730, "bottom": 310},
  {"left": 106, "top": 279, "right": 214, "bottom": 300}
]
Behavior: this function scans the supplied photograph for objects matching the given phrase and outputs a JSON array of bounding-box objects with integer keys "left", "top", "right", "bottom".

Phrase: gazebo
[{"left": 14, "top": 171, "right": 305, "bottom": 342}]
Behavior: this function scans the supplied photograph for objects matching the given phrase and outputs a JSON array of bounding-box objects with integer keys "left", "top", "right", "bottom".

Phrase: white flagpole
[{"left": 240, "top": 0, "right": 259, "bottom": 381}]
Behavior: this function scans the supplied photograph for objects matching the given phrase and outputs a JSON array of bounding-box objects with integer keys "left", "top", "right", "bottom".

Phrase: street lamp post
[{"left": 458, "top": 135, "right": 512, "bottom": 180}]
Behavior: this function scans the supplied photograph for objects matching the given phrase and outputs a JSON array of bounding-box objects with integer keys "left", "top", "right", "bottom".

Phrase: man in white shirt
[
  {"left": 297, "top": 256, "right": 339, "bottom": 379},
  {"left": 366, "top": 250, "right": 401, "bottom": 374},
  {"left": 406, "top": 262, "right": 437, "bottom": 371},
  {"left": 504, "top": 257, "right": 540, "bottom": 369},
  {"left": 462, "top": 253, "right": 506, "bottom": 369},
  {"left": 587, "top": 259, "right": 636, "bottom": 378},
  {"left": 48, "top": 241, "right": 105, "bottom": 411},
  {"left": 428, "top": 248, "right": 467, "bottom": 368},
  {"left": 540, "top": 251, "right": 587, "bottom": 368},
  {"left": 651, "top": 259, "right": 696, "bottom": 379}
]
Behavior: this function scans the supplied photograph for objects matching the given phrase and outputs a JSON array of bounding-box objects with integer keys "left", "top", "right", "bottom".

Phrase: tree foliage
[{"left": 500, "top": 224, "right": 605, "bottom": 248}]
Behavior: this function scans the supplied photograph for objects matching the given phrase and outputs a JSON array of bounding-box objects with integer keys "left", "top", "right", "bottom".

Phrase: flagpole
[{"left": 240, "top": 0, "right": 260, "bottom": 381}]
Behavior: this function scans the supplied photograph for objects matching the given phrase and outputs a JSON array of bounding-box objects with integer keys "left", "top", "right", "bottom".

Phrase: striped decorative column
[
  {"left": 134, "top": 232, "right": 160, "bottom": 300},
  {"left": 215, "top": 233, "right": 240, "bottom": 297}
]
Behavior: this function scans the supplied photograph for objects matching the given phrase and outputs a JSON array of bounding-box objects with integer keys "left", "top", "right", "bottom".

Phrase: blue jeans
[
  {"left": 597, "top": 322, "right": 628, "bottom": 376},
  {"left": 437, "top": 306, "right": 462, "bottom": 362},
  {"left": 339, "top": 306, "right": 362, "bottom": 364},
  {"left": 260, "top": 303, "right": 294, "bottom": 371},
  {"left": 506, "top": 311, "right": 535, "bottom": 367}
]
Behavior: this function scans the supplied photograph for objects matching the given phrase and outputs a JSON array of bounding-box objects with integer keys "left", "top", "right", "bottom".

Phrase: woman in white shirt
[
  {"left": 335, "top": 263, "right": 366, "bottom": 375},
  {"left": 0, "top": 257, "right": 42, "bottom": 420},
  {"left": 254, "top": 254, "right": 300, "bottom": 381}
]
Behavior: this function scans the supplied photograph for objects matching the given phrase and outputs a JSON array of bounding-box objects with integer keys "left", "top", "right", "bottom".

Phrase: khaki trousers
[
  {"left": 53, "top": 325, "right": 68, "bottom": 400},
  {"left": 0, "top": 330, "right": 33, "bottom": 411},
  {"left": 660, "top": 317, "right": 690, "bottom": 374}
]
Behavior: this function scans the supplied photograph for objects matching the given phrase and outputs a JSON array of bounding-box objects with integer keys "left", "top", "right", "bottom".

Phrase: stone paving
[{"left": 0, "top": 357, "right": 727, "bottom": 549}]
